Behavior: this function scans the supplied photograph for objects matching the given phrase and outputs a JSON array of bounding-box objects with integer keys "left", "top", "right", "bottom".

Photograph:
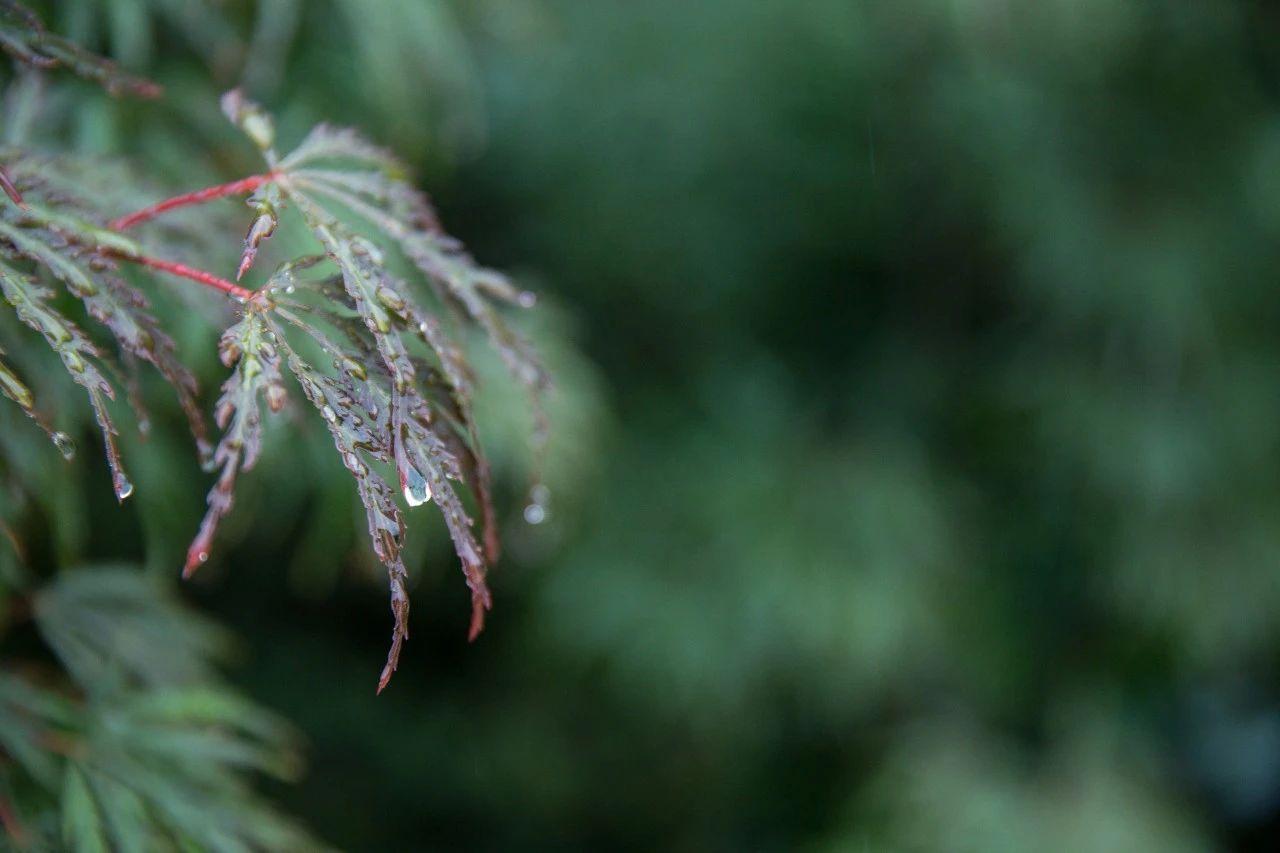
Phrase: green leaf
[
  {"left": 86, "top": 770, "right": 152, "bottom": 853},
  {"left": 62, "top": 765, "right": 110, "bottom": 853},
  {"left": 34, "top": 566, "right": 231, "bottom": 692},
  {"left": 0, "top": 0, "right": 160, "bottom": 97},
  {"left": 185, "top": 304, "right": 285, "bottom": 576}
]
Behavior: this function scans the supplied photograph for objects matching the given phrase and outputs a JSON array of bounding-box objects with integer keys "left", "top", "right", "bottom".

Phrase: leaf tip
[
  {"left": 182, "top": 546, "right": 208, "bottom": 579},
  {"left": 467, "top": 591, "right": 490, "bottom": 642}
]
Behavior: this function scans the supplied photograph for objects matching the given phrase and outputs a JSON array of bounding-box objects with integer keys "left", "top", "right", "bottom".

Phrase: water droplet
[
  {"left": 517, "top": 291, "right": 537, "bottom": 308},
  {"left": 321, "top": 404, "right": 337, "bottom": 423},
  {"left": 114, "top": 475, "right": 134, "bottom": 501},
  {"left": 524, "top": 484, "right": 550, "bottom": 525},
  {"left": 52, "top": 432, "right": 76, "bottom": 460},
  {"left": 402, "top": 466, "right": 432, "bottom": 507}
]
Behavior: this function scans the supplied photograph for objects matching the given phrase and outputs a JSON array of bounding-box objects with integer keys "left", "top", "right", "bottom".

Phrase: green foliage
[
  {"left": 0, "top": 153, "right": 208, "bottom": 501},
  {"left": 0, "top": 0, "right": 158, "bottom": 97},
  {"left": 0, "top": 1, "right": 546, "bottom": 692},
  {"left": 1, "top": 0, "right": 556, "bottom": 847},
  {"left": 1, "top": 567, "right": 320, "bottom": 850},
  {"left": 21, "top": 0, "right": 1267, "bottom": 850}
]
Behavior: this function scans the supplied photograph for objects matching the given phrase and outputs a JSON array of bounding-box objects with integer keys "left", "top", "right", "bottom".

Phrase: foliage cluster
[{"left": 1, "top": 1, "right": 548, "bottom": 845}]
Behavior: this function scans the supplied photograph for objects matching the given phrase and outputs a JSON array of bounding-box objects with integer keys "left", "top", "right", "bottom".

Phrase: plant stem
[
  {"left": 109, "top": 173, "right": 277, "bottom": 231},
  {"left": 112, "top": 251, "right": 256, "bottom": 301},
  {"left": 0, "top": 166, "right": 26, "bottom": 208}
]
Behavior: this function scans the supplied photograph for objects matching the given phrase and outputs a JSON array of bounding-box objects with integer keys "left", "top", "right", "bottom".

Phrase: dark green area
[{"left": 8, "top": 0, "right": 1280, "bottom": 849}]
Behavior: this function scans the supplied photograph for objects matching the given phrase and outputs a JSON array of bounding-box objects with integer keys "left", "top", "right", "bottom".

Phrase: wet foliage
[
  {"left": 0, "top": 152, "right": 207, "bottom": 502},
  {"left": 1, "top": 1, "right": 551, "bottom": 846},
  {"left": 185, "top": 91, "right": 548, "bottom": 690},
  {"left": 1, "top": 2, "right": 546, "bottom": 692}
]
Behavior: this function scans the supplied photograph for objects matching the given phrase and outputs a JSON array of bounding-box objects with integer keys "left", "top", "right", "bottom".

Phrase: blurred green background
[{"left": 10, "top": 0, "right": 1280, "bottom": 849}]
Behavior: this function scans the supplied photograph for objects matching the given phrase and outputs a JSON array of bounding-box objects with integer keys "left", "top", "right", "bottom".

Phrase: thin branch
[
  {"left": 0, "top": 166, "right": 26, "bottom": 208},
  {"left": 111, "top": 251, "right": 256, "bottom": 301},
  {"left": 109, "top": 172, "right": 277, "bottom": 231}
]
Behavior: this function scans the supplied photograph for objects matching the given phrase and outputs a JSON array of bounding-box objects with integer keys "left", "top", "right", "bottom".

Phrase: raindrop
[
  {"left": 524, "top": 484, "right": 550, "bottom": 525},
  {"left": 52, "top": 432, "right": 76, "bottom": 460},
  {"left": 517, "top": 291, "right": 537, "bottom": 308},
  {"left": 402, "top": 466, "right": 432, "bottom": 507},
  {"left": 114, "top": 474, "right": 134, "bottom": 501}
]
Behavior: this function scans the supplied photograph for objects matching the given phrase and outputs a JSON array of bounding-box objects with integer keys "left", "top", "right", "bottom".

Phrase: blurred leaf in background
[{"left": 0, "top": 567, "right": 320, "bottom": 849}]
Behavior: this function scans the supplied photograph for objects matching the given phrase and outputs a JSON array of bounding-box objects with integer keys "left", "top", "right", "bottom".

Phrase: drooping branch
[{"left": 109, "top": 173, "right": 277, "bottom": 231}]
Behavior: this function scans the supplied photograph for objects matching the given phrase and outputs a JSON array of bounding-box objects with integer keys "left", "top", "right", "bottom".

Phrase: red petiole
[
  {"left": 106, "top": 173, "right": 280, "bottom": 300},
  {"left": 109, "top": 172, "right": 278, "bottom": 231},
  {"left": 111, "top": 251, "right": 256, "bottom": 301}
]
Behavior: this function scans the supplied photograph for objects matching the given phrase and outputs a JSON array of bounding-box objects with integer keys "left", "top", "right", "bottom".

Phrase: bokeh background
[{"left": 8, "top": 0, "right": 1280, "bottom": 849}]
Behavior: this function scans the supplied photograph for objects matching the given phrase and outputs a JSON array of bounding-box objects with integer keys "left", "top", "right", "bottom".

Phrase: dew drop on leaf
[
  {"left": 403, "top": 466, "right": 432, "bottom": 507},
  {"left": 524, "top": 484, "right": 550, "bottom": 524},
  {"left": 52, "top": 431, "right": 76, "bottom": 460},
  {"left": 114, "top": 473, "right": 134, "bottom": 501}
]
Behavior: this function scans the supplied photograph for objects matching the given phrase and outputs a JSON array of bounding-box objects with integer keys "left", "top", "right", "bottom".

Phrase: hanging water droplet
[
  {"left": 52, "top": 431, "right": 76, "bottom": 460},
  {"left": 114, "top": 474, "right": 134, "bottom": 501},
  {"left": 402, "top": 466, "right": 432, "bottom": 507},
  {"left": 517, "top": 291, "right": 537, "bottom": 308},
  {"left": 524, "top": 484, "right": 550, "bottom": 525}
]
